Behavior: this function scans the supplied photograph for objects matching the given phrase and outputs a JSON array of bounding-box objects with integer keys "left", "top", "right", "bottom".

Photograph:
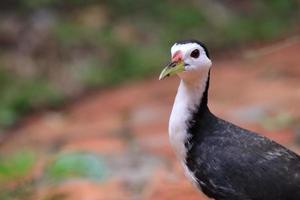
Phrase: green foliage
[
  {"left": 53, "top": 21, "right": 97, "bottom": 47},
  {"left": 0, "top": 0, "right": 298, "bottom": 130},
  {"left": 79, "top": 41, "right": 166, "bottom": 86},
  {"left": 0, "top": 151, "right": 36, "bottom": 200},
  {"left": 0, "top": 69, "right": 63, "bottom": 128},
  {"left": 46, "top": 152, "right": 108, "bottom": 181},
  {"left": 0, "top": 151, "right": 107, "bottom": 199},
  {"left": 0, "top": 151, "right": 35, "bottom": 182}
]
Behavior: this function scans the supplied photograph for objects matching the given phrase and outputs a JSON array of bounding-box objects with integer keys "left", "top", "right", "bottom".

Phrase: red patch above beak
[{"left": 172, "top": 51, "right": 183, "bottom": 62}]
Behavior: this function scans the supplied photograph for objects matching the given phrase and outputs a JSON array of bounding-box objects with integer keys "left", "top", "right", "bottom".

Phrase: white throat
[{"left": 168, "top": 70, "right": 209, "bottom": 160}]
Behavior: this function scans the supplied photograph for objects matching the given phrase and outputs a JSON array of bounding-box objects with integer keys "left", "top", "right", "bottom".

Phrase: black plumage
[{"left": 185, "top": 69, "right": 300, "bottom": 200}]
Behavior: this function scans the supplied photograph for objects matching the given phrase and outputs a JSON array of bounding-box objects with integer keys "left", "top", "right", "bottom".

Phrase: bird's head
[{"left": 159, "top": 40, "right": 211, "bottom": 81}]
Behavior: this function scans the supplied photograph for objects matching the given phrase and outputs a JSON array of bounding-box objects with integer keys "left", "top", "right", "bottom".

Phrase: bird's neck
[{"left": 169, "top": 69, "right": 210, "bottom": 159}]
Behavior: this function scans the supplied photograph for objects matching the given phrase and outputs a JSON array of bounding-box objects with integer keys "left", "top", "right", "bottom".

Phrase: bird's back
[{"left": 185, "top": 111, "right": 300, "bottom": 200}]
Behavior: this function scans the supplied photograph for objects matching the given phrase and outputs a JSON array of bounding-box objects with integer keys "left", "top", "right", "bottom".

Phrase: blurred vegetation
[
  {"left": 0, "top": 68, "right": 63, "bottom": 127},
  {"left": 0, "top": 151, "right": 108, "bottom": 199},
  {"left": 0, "top": 0, "right": 299, "bottom": 131},
  {"left": 46, "top": 152, "right": 107, "bottom": 182},
  {"left": 0, "top": 151, "right": 35, "bottom": 200},
  {"left": 0, "top": 151, "right": 35, "bottom": 182}
]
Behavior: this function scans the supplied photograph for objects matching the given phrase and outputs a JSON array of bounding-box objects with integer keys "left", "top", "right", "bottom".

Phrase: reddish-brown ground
[{"left": 1, "top": 38, "right": 300, "bottom": 200}]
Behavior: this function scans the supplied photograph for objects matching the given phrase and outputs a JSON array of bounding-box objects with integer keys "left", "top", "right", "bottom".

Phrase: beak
[{"left": 159, "top": 60, "right": 185, "bottom": 80}]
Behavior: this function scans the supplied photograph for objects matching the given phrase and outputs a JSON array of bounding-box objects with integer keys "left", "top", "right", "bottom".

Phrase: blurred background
[{"left": 0, "top": 0, "right": 299, "bottom": 199}]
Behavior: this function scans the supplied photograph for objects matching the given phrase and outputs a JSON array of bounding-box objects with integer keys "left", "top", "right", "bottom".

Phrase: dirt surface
[{"left": 1, "top": 38, "right": 300, "bottom": 200}]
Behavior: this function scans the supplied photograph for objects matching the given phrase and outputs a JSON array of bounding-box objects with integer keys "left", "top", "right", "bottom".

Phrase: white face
[{"left": 171, "top": 43, "right": 212, "bottom": 75}]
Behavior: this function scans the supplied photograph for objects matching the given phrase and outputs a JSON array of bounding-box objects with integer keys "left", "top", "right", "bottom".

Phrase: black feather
[{"left": 184, "top": 71, "right": 300, "bottom": 200}]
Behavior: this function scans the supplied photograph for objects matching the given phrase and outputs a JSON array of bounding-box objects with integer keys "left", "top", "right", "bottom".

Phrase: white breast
[
  {"left": 168, "top": 90, "right": 191, "bottom": 160},
  {"left": 168, "top": 78, "right": 209, "bottom": 191},
  {"left": 169, "top": 79, "right": 206, "bottom": 160}
]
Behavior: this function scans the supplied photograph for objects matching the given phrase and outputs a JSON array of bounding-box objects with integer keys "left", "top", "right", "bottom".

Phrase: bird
[{"left": 159, "top": 39, "right": 300, "bottom": 200}]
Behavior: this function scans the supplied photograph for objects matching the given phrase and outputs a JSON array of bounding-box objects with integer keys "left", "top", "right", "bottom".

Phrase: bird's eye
[{"left": 190, "top": 49, "right": 200, "bottom": 58}]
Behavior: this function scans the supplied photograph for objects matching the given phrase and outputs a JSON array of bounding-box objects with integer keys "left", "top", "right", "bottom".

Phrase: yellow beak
[{"left": 159, "top": 60, "right": 185, "bottom": 80}]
